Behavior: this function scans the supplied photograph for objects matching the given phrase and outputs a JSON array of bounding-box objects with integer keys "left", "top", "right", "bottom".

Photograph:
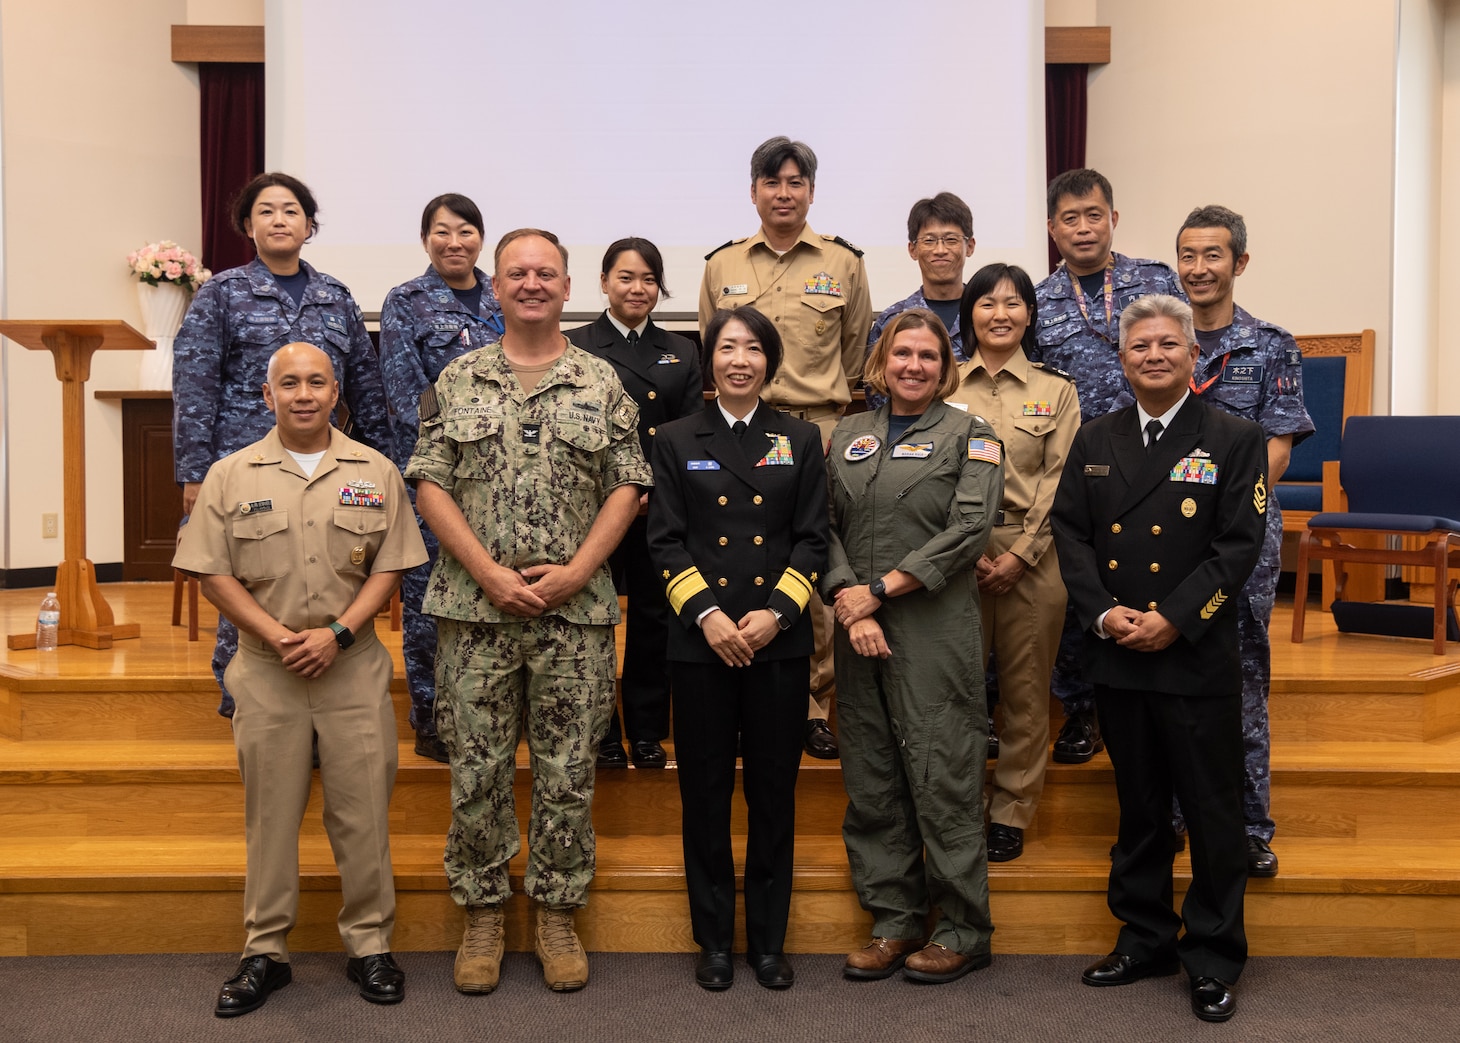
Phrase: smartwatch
[
  {"left": 869, "top": 578, "right": 888, "bottom": 601},
  {"left": 329, "top": 621, "right": 355, "bottom": 650}
]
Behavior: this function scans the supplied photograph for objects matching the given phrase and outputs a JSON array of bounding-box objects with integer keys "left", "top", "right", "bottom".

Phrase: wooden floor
[{"left": 2, "top": 582, "right": 1459, "bottom": 958}]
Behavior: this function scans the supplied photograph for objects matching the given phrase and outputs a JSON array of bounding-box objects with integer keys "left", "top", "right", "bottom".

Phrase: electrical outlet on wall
[{"left": 42, "top": 513, "right": 58, "bottom": 539}]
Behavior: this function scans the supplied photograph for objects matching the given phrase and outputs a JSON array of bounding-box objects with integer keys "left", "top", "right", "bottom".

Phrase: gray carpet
[{"left": 1, "top": 952, "right": 1455, "bottom": 1042}]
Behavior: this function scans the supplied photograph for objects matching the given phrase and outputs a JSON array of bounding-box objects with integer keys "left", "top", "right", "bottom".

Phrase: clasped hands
[
  {"left": 701, "top": 608, "right": 781, "bottom": 667},
  {"left": 1102, "top": 605, "right": 1179, "bottom": 651},
  {"left": 833, "top": 585, "right": 892, "bottom": 660},
  {"left": 480, "top": 561, "right": 586, "bottom": 616}
]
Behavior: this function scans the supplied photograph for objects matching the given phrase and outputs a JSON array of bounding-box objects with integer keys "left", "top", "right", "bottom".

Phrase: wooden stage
[{"left": 2, "top": 582, "right": 1458, "bottom": 958}]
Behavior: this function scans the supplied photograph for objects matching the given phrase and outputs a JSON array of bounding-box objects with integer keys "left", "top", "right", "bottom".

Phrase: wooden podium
[{"left": 2, "top": 320, "right": 153, "bottom": 649}]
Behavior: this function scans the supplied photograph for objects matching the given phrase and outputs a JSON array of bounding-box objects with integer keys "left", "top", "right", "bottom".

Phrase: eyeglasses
[{"left": 916, "top": 234, "right": 966, "bottom": 249}]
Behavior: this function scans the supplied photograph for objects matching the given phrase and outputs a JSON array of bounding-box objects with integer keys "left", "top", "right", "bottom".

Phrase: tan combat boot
[
  {"left": 534, "top": 904, "right": 589, "bottom": 991},
  {"left": 454, "top": 905, "right": 505, "bottom": 994}
]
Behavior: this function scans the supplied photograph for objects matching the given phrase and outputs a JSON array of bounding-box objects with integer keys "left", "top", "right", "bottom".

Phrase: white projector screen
[{"left": 266, "top": 0, "right": 1048, "bottom": 320}]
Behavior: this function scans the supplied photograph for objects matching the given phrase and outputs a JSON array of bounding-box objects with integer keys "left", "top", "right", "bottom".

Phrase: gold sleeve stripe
[
  {"left": 1199, "top": 589, "right": 1228, "bottom": 621},
  {"left": 1254, "top": 474, "right": 1268, "bottom": 515},
  {"left": 666, "top": 567, "right": 710, "bottom": 615},
  {"left": 774, "top": 568, "right": 814, "bottom": 611}
]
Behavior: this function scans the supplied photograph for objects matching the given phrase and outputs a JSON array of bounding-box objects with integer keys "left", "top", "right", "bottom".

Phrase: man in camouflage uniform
[
  {"left": 1175, "top": 205, "right": 1312, "bottom": 878},
  {"left": 174, "top": 254, "right": 392, "bottom": 717},
  {"left": 379, "top": 250, "right": 504, "bottom": 762},
  {"left": 1032, "top": 169, "right": 1185, "bottom": 764},
  {"left": 699, "top": 135, "right": 874, "bottom": 759},
  {"left": 407, "top": 229, "right": 651, "bottom": 994},
  {"left": 864, "top": 192, "right": 977, "bottom": 411}
]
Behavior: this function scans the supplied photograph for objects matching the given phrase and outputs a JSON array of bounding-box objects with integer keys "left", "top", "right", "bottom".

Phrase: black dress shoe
[
  {"left": 747, "top": 951, "right": 794, "bottom": 989},
  {"left": 1247, "top": 835, "right": 1279, "bottom": 878},
  {"left": 987, "top": 716, "right": 999, "bottom": 759},
  {"left": 694, "top": 950, "right": 733, "bottom": 990},
  {"left": 215, "top": 955, "right": 291, "bottom": 1018},
  {"left": 987, "top": 823, "right": 1024, "bottom": 862},
  {"left": 596, "top": 742, "right": 629, "bottom": 768},
  {"left": 629, "top": 739, "right": 667, "bottom": 769},
  {"left": 414, "top": 732, "right": 449, "bottom": 764},
  {"left": 346, "top": 952, "right": 405, "bottom": 1005},
  {"left": 1052, "top": 710, "right": 1103, "bottom": 764},
  {"left": 805, "top": 719, "right": 839, "bottom": 759},
  {"left": 1080, "top": 951, "right": 1179, "bottom": 987},
  {"left": 1190, "top": 976, "right": 1237, "bottom": 1022}
]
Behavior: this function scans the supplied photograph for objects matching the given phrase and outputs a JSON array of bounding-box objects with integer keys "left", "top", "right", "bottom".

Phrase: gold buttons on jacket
[
  {"left": 753, "top": 536, "right": 763, "bottom": 545},
  {"left": 718, "top": 537, "right": 728, "bottom": 546},
  {"left": 1148, "top": 601, "right": 1159, "bottom": 610},
  {"left": 1108, "top": 560, "right": 1118, "bottom": 570},
  {"left": 754, "top": 577, "right": 764, "bottom": 586},
  {"left": 753, "top": 495, "right": 763, "bottom": 505},
  {"left": 717, "top": 578, "right": 728, "bottom": 587},
  {"left": 1110, "top": 523, "right": 1122, "bottom": 534},
  {"left": 718, "top": 496, "right": 728, "bottom": 506},
  {"left": 647, "top": 391, "right": 657, "bottom": 400},
  {"left": 1150, "top": 563, "right": 1161, "bottom": 573},
  {"left": 1151, "top": 525, "right": 1162, "bottom": 536},
  {"left": 648, "top": 427, "right": 656, "bottom": 436}
]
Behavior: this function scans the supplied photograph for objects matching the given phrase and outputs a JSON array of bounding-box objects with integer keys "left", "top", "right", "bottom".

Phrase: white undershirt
[{"left": 287, "top": 449, "right": 326, "bottom": 478}]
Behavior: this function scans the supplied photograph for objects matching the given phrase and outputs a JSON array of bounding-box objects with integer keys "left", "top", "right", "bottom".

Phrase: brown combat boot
[
  {"left": 534, "top": 905, "right": 589, "bottom": 991},
  {"left": 454, "top": 905, "right": 505, "bottom": 994}
]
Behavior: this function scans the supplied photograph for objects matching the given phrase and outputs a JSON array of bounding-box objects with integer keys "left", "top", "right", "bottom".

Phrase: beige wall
[
  {"left": 0, "top": 0, "right": 199, "bottom": 570},
  {"left": 1439, "top": 0, "right": 1460, "bottom": 412},
  {"left": 1085, "top": 0, "right": 1401, "bottom": 414}
]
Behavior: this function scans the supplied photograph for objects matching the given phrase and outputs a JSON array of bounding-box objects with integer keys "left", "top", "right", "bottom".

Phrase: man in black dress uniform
[{"left": 1051, "top": 294, "right": 1266, "bottom": 1023}]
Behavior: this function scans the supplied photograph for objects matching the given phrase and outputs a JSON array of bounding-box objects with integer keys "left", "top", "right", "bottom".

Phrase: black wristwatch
[
  {"left": 329, "top": 621, "right": 355, "bottom": 650},
  {"left": 869, "top": 578, "right": 888, "bottom": 601}
]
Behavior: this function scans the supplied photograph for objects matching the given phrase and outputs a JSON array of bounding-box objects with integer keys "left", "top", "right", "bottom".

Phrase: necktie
[
  {"left": 1145, "top": 418, "right": 1164, "bottom": 453},
  {"left": 732, "top": 420, "right": 747, "bottom": 440},
  {"left": 627, "top": 330, "right": 640, "bottom": 348}
]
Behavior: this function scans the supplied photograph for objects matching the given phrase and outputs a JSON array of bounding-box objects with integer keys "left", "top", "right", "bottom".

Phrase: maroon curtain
[
  {"left": 1044, "top": 63, "right": 1088, "bottom": 273},
  {"left": 199, "top": 62, "right": 264, "bottom": 275}
]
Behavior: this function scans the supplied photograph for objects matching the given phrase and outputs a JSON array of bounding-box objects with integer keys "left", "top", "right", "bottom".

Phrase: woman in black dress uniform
[
  {"left": 567, "top": 238, "right": 703, "bottom": 768},
  {"left": 647, "top": 306, "right": 828, "bottom": 991}
]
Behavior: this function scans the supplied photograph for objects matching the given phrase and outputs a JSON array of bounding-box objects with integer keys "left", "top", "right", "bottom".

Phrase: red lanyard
[
  {"left": 1072, "top": 256, "right": 1115, "bottom": 343},
  {"left": 1191, "top": 352, "right": 1231, "bottom": 395}
]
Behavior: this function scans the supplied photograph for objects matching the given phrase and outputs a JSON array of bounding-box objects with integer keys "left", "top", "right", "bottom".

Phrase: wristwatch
[
  {"left": 329, "top": 621, "right": 355, "bottom": 650},
  {"left": 869, "top": 578, "right": 888, "bottom": 601}
]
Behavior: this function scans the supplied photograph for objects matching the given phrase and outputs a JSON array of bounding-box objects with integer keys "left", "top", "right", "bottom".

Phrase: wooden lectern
[{"left": 2, "top": 320, "right": 153, "bottom": 649}]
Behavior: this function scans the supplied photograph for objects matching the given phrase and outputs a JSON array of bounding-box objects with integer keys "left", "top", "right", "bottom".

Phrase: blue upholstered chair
[{"left": 1291, "top": 415, "right": 1460, "bottom": 654}]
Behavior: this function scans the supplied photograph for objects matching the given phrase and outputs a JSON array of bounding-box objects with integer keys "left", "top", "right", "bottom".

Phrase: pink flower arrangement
[{"left": 126, "top": 240, "right": 211, "bottom": 292}]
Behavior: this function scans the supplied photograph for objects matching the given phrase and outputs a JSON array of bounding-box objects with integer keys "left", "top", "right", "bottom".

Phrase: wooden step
[{"left": 3, "top": 832, "right": 1458, "bottom": 958}]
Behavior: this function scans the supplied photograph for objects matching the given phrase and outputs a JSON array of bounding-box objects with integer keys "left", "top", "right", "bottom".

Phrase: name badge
[
  {"left": 1223, "top": 364, "right": 1263, "bottom": 385},
  {"left": 722, "top": 284, "right": 748, "bottom": 296},
  {"left": 756, "top": 434, "right": 796, "bottom": 467},
  {"left": 891, "top": 441, "right": 933, "bottom": 459},
  {"left": 687, "top": 459, "right": 721, "bottom": 470},
  {"left": 239, "top": 499, "right": 273, "bottom": 514},
  {"left": 1084, "top": 465, "right": 1110, "bottom": 476}
]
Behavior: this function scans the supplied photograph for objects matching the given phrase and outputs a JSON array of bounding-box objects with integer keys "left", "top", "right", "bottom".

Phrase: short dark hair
[
  {"left": 601, "top": 237, "right": 671, "bottom": 299},
  {"left": 1047, "top": 168, "right": 1114, "bottom": 218},
  {"left": 907, "top": 192, "right": 974, "bottom": 241},
  {"left": 704, "top": 306, "right": 783, "bottom": 383},
  {"left": 231, "top": 172, "right": 320, "bottom": 239},
  {"left": 863, "top": 308, "right": 960, "bottom": 403},
  {"left": 750, "top": 136, "right": 818, "bottom": 188},
  {"left": 960, "top": 263, "right": 1039, "bottom": 358},
  {"left": 493, "top": 228, "right": 568, "bottom": 272},
  {"left": 1177, "top": 204, "right": 1248, "bottom": 259},
  {"left": 420, "top": 193, "right": 484, "bottom": 240}
]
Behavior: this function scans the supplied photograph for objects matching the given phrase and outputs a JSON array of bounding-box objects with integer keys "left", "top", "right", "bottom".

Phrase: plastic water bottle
[{"left": 36, "top": 591, "right": 60, "bottom": 651}]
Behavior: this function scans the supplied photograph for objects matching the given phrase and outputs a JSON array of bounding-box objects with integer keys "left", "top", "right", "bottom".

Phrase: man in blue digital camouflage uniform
[
  {"left": 1032, "top": 168, "right": 1185, "bottom": 764},
  {"left": 1176, "top": 205, "right": 1312, "bottom": 878},
  {"left": 175, "top": 243, "right": 393, "bottom": 718},
  {"left": 379, "top": 194, "right": 505, "bottom": 762},
  {"left": 864, "top": 192, "right": 976, "bottom": 410}
]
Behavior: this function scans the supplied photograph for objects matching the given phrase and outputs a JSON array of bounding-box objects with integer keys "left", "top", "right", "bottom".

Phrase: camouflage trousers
[
  {"left": 400, "top": 520, "right": 441, "bottom": 738},
  {"left": 435, "top": 616, "right": 616, "bottom": 909},
  {"left": 213, "top": 617, "right": 239, "bottom": 718}
]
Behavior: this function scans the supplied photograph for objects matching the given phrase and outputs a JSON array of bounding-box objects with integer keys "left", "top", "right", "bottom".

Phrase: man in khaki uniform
[
  {"left": 175, "top": 342, "right": 427, "bottom": 1018},
  {"left": 408, "top": 229, "right": 651, "bottom": 994},
  {"left": 699, "top": 135, "right": 873, "bottom": 758},
  {"left": 945, "top": 264, "right": 1081, "bottom": 863}
]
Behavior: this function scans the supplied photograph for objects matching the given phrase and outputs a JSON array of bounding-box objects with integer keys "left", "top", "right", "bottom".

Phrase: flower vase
[{"left": 136, "top": 280, "right": 189, "bottom": 390}]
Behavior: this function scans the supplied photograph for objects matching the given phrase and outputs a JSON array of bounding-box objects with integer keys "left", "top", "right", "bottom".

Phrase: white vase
[{"left": 136, "top": 280, "right": 189, "bottom": 390}]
